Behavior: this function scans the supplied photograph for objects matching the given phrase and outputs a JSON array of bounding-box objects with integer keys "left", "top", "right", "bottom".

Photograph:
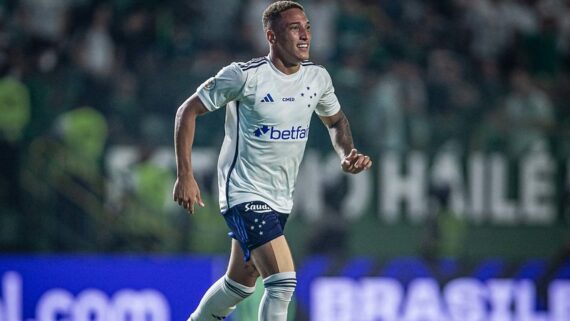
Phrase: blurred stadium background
[{"left": 1, "top": 0, "right": 569, "bottom": 320}]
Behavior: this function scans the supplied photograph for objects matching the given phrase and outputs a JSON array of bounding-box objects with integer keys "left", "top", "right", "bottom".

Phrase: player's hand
[
  {"left": 173, "top": 175, "right": 205, "bottom": 214},
  {"left": 341, "top": 148, "right": 372, "bottom": 174}
]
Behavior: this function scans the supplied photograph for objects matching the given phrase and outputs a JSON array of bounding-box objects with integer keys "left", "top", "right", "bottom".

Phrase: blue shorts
[{"left": 222, "top": 201, "right": 289, "bottom": 261}]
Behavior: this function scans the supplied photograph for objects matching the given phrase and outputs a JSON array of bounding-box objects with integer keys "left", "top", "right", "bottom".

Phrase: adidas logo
[{"left": 260, "top": 93, "right": 274, "bottom": 102}]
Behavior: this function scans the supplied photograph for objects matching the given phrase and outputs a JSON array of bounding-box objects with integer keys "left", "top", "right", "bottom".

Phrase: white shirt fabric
[{"left": 196, "top": 57, "right": 341, "bottom": 213}]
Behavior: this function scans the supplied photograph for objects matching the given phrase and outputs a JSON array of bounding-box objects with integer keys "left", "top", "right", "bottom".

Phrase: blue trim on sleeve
[{"left": 241, "top": 61, "right": 268, "bottom": 71}]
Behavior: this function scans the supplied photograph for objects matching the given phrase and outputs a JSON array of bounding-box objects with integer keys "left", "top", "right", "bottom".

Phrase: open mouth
[{"left": 297, "top": 43, "right": 309, "bottom": 50}]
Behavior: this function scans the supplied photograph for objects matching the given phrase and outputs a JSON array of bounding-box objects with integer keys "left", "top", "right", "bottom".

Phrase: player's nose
[{"left": 299, "top": 27, "right": 309, "bottom": 40}]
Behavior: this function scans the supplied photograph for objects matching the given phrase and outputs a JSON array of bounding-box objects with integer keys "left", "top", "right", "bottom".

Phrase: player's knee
[
  {"left": 245, "top": 261, "right": 261, "bottom": 280},
  {"left": 228, "top": 262, "right": 260, "bottom": 287},
  {"left": 263, "top": 271, "right": 296, "bottom": 301}
]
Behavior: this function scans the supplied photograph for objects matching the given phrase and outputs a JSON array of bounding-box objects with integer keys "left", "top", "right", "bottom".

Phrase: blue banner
[
  {"left": 2, "top": 256, "right": 570, "bottom": 321},
  {"left": 0, "top": 256, "right": 222, "bottom": 321}
]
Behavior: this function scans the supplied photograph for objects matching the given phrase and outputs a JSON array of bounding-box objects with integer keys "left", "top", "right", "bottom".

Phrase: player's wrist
[{"left": 176, "top": 170, "right": 195, "bottom": 180}]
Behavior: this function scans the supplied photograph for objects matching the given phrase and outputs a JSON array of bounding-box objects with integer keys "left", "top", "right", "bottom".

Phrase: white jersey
[{"left": 196, "top": 57, "right": 341, "bottom": 213}]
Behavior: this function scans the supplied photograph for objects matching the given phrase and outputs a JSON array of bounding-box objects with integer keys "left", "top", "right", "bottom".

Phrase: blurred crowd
[{"left": 0, "top": 0, "right": 569, "bottom": 253}]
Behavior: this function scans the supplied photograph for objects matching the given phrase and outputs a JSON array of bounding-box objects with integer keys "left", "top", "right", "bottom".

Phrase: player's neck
[{"left": 268, "top": 51, "right": 301, "bottom": 75}]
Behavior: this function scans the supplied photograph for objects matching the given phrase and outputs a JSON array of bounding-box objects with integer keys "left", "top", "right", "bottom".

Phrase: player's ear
[{"left": 267, "top": 29, "right": 276, "bottom": 44}]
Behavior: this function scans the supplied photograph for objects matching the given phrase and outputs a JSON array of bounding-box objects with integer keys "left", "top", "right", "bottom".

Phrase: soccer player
[{"left": 172, "top": 1, "right": 372, "bottom": 321}]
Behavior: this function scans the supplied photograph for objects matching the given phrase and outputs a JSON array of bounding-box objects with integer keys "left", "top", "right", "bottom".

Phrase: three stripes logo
[{"left": 260, "top": 93, "right": 274, "bottom": 103}]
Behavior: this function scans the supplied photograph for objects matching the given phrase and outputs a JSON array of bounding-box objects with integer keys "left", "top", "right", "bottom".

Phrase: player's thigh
[
  {"left": 250, "top": 235, "right": 295, "bottom": 278},
  {"left": 227, "top": 239, "right": 260, "bottom": 287}
]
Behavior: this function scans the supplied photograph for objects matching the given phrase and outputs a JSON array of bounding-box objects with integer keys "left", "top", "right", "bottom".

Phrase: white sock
[
  {"left": 188, "top": 275, "right": 255, "bottom": 321},
  {"left": 258, "top": 272, "right": 297, "bottom": 321}
]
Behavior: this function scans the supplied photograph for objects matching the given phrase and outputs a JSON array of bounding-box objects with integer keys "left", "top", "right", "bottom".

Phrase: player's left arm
[{"left": 320, "top": 111, "right": 372, "bottom": 174}]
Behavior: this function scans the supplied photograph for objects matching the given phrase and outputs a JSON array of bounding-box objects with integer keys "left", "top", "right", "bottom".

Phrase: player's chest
[{"left": 241, "top": 77, "right": 321, "bottom": 121}]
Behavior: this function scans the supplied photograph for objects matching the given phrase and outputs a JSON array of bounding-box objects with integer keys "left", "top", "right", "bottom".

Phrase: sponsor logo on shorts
[{"left": 244, "top": 202, "right": 272, "bottom": 213}]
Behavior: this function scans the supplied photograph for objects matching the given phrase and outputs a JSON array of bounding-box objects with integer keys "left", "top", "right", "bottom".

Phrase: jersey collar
[{"left": 266, "top": 56, "right": 304, "bottom": 80}]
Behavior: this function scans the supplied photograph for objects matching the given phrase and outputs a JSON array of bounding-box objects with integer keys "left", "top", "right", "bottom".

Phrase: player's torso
[
  {"left": 221, "top": 61, "right": 325, "bottom": 211},
  {"left": 210, "top": 59, "right": 338, "bottom": 212}
]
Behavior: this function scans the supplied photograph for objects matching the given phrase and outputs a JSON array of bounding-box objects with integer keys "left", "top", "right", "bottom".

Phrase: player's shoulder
[
  {"left": 301, "top": 60, "right": 324, "bottom": 68},
  {"left": 235, "top": 56, "right": 269, "bottom": 72},
  {"left": 301, "top": 60, "right": 328, "bottom": 74},
  {"left": 301, "top": 60, "right": 332, "bottom": 80}
]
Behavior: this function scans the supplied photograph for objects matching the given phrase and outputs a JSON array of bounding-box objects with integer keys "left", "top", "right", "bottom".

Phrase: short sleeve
[
  {"left": 315, "top": 69, "right": 341, "bottom": 117},
  {"left": 196, "top": 63, "right": 246, "bottom": 111}
]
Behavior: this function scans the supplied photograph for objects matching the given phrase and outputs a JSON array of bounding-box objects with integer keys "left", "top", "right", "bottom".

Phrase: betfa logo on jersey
[{"left": 253, "top": 124, "right": 309, "bottom": 140}]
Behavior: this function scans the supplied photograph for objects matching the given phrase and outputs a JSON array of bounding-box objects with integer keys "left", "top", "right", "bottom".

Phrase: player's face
[{"left": 273, "top": 8, "right": 311, "bottom": 64}]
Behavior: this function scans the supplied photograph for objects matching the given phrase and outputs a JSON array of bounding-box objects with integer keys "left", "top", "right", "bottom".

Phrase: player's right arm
[
  {"left": 173, "top": 94, "right": 209, "bottom": 214},
  {"left": 173, "top": 63, "right": 246, "bottom": 214}
]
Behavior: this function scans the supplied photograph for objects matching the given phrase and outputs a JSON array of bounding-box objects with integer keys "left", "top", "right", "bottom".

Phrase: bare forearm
[
  {"left": 174, "top": 101, "right": 195, "bottom": 177},
  {"left": 327, "top": 111, "right": 355, "bottom": 159},
  {"left": 321, "top": 110, "right": 372, "bottom": 173},
  {"left": 174, "top": 95, "right": 207, "bottom": 178}
]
